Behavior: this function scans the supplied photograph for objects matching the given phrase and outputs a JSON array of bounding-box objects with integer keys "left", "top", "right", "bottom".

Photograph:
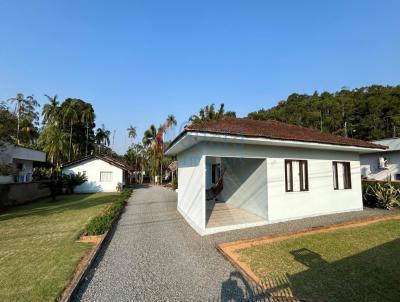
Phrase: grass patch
[
  {"left": 0, "top": 192, "right": 120, "bottom": 302},
  {"left": 238, "top": 220, "right": 400, "bottom": 302}
]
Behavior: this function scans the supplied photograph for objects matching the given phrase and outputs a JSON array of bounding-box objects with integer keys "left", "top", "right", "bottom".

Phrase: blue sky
[{"left": 1, "top": 0, "right": 399, "bottom": 154}]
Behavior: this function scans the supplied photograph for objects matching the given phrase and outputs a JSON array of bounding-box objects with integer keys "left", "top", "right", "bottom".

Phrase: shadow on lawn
[
  {"left": 257, "top": 240, "right": 400, "bottom": 302},
  {"left": 0, "top": 194, "right": 114, "bottom": 222}
]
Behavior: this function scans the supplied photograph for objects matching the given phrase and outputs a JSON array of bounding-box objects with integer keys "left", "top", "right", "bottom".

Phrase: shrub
[
  {"left": 363, "top": 182, "right": 400, "bottom": 210},
  {"left": 85, "top": 188, "right": 132, "bottom": 235},
  {"left": 62, "top": 173, "right": 88, "bottom": 194}
]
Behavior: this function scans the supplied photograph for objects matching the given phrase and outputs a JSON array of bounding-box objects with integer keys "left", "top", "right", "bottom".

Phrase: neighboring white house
[
  {"left": 62, "top": 154, "right": 133, "bottom": 193},
  {"left": 0, "top": 144, "right": 47, "bottom": 184},
  {"left": 165, "top": 118, "right": 387, "bottom": 235},
  {"left": 360, "top": 138, "right": 400, "bottom": 181}
]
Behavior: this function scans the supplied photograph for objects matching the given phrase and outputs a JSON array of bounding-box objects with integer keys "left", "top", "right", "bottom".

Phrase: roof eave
[{"left": 164, "top": 131, "right": 386, "bottom": 156}]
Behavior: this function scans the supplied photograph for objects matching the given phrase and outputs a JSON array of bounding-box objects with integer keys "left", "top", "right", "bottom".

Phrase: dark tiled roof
[
  {"left": 175, "top": 118, "right": 387, "bottom": 150},
  {"left": 62, "top": 154, "right": 133, "bottom": 172}
]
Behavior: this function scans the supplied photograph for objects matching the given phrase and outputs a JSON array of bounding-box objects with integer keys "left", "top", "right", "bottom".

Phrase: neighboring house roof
[
  {"left": 0, "top": 144, "right": 46, "bottom": 163},
  {"left": 62, "top": 154, "right": 133, "bottom": 172},
  {"left": 370, "top": 138, "right": 400, "bottom": 152},
  {"left": 165, "top": 118, "right": 387, "bottom": 155}
]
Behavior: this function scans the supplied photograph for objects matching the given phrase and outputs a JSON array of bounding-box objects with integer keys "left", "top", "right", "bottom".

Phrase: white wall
[
  {"left": 62, "top": 158, "right": 123, "bottom": 193},
  {"left": 266, "top": 149, "right": 362, "bottom": 222},
  {"left": 184, "top": 142, "right": 363, "bottom": 230},
  {"left": 360, "top": 152, "right": 400, "bottom": 181},
  {"left": 177, "top": 146, "right": 205, "bottom": 234},
  {"left": 217, "top": 157, "right": 268, "bottom": 219},
  {"left": 0, "top": 144, "right": 46, "bottom": 163}
]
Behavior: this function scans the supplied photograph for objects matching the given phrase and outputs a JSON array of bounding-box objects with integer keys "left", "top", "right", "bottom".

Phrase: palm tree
[
  {"left": 81, "top": 106, "right": 95, "bottom": 155},
  {"left": 127, "top": 125, "right": 137, "bottom": 142},
  {"left": 160, "top": 114, "right": 177, "bottom": 183},
  {"left": 189, "top": 103, "right": 235, "bottom": 124},
  {"left": 143, "top": 124, "right": 158, "bottom": 183},
  {"left": 39, "top": 125, "right": 69, "bottom": 168},
  {"left": 62, "top": 99, "right": 79, "bottom": 161},
  {"left": 7, "top": 94, "right": 38, "bottom": 144},
  {"left": 42, "top": 95, "right": 60, "bottom": 125},
  {"left": 95, "top": 124, "right": 111, "bottom": 152}
]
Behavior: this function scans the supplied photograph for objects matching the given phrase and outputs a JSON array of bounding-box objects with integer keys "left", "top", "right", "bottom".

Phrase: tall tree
[
  {"left": 39, "top": 125, "right": 69, "bottom": 168},
  {"left": 42, "top": 95, "right": 60, "bottom": 125},
  {"left": 7, "top": 93, "right": 39, "bottom": 145},
  {"left": 62, "top": 99, "right": 79, "bottom": 161},
  {"left": 143, "top": 124, "right": 158, "bottom": 183},
  {"left": 81, "top": 105, "right": 96, "bottom": 155},
  {"left": 127, "top": 125, "right": 137, "bottom": 142},
  {"left": 0, "top": 102, "right": 17, "bottom": 148},
  {"left": 95, "top": 124, "right": 111, "bottom": 152},
  {"left": 160, "top": 114, "right": 177, "bottom": 184}
]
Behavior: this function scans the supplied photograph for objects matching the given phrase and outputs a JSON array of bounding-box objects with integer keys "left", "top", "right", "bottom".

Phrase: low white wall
[
  {"left": 177, "top": 146, "right": 205, "bottom": 234},
  {"left": 63, "top": 158, "right": 123, "bottom": 193},
  {"left": 219, "top": 157, "right": 268, "bottom": 219}
]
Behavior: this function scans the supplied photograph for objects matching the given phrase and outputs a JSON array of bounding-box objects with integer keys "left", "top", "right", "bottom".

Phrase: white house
[
  {"left": 0, "top": 144, "right": 47, "bottom": 184},
  {"left": 165, "top": 118, "right": 386, "bottom": 235},
  {"left": 360, "top": 138, "right": 400, "bottom": 181},
  {"left": 62, "top": 154, "right": 133, "bottom": 193}
]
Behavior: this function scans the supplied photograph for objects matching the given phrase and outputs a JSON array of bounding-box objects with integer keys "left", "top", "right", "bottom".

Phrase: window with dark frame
[
  {"left": 285, "top": 159, "right": 308, "bottom": 192},
  {"left": 333, "top": 161, "right": 352, "bottom": 190}
]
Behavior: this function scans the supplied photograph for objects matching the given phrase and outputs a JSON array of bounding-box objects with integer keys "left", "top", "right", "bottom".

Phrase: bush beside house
[
  {"left": 362, "top": 180, "right": 400, "bottom": 210},
  {"left": 85, "top": 188, "right": 132, "bottom": 235}
]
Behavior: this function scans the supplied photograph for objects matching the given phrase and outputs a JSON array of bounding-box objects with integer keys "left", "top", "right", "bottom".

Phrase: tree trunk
[
  {"left": 69, "top": 121, "right": 73, "bottom": 161},
  {"left": 85, "top": 124, "right": 89, "bottom": 155}
]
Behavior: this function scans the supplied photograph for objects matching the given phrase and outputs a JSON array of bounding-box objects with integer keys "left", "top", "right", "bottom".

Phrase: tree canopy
[{"left": 248, "top": 85, "right": 400, "bottom": 140}]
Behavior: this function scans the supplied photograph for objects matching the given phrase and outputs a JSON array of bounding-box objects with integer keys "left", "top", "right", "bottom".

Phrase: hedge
[{"left": 85, "top": 188, "right": 132, "bottom": 235}]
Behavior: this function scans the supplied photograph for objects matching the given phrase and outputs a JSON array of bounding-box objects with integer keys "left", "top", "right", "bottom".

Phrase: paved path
[{"left": 74, "top": 186, "right": 389, "bottom": 302}]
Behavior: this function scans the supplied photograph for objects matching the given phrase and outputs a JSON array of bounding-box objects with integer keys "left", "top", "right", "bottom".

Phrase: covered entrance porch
[{"left": 205, "top": 156, "right": 268, "bottom": 233}]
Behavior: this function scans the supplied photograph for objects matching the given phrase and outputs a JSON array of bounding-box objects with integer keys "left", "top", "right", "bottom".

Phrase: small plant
[
  {"left": 62, "top": 173, "right": 87, "bottom": 194},
  {"left": 366, "top": 182, "right": 400, "bottom": 210}
]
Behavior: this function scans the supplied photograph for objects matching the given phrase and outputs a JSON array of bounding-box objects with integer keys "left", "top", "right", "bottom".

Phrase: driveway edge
[{"left": 58, "top": 194, "right": 130, "bottom": 302}]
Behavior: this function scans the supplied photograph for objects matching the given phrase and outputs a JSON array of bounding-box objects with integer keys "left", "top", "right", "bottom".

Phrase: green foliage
[
  {"left": 189, "top": 103, "right": 236, "bottom": 124},
  {"left": 7, "top": 93, "right": 40, "bottom": 146},
  {"left": 0, "top": 102, "right": 18, "bottom": 147},
  {"left": 62, "top": 173, "right": 88, "bottom": 194},
  {"left": 248, "top": 85, "right": 400, "bottom": 140},
  {"left": 40, "top": 97, "right": 97, "bottom": 165},
  {"left": 364, "top": 181, "right": 400, "bottom": 210},
  {"left": 85, "top": 188, "right": 132, "bottom": 235}
]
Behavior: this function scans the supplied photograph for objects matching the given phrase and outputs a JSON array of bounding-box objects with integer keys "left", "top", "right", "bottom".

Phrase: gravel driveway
[{"left": 74, "top": 185, "right": 390, "bottom": 302}]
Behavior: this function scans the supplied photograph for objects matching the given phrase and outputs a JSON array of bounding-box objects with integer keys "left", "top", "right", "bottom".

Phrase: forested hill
[{"left": 248, "top": 85, "right": 400, "bottom": 141}]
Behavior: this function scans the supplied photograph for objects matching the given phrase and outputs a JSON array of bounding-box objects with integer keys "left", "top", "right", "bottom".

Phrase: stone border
[
  {"left": 217, "top": 213, "right": 400, "bottom": 289},
  {"left": 58, "top": 194, "right": 130, "bottom": 302}
]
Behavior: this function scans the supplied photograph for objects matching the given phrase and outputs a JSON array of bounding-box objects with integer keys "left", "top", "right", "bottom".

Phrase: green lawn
[
  {"left": 238, "top": 220, "right": 400, "bottom": 302},
  {"left": 0, "top": 193, "right": 118, "bottom": 302}
]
